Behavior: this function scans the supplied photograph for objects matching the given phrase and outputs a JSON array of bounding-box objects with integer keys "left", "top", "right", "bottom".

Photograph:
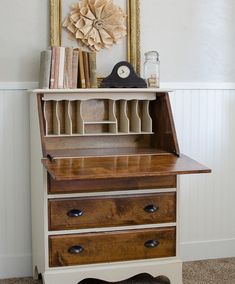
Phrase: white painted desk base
[{"left": 43, "top": 258, "right": 182, "bottom": 284}]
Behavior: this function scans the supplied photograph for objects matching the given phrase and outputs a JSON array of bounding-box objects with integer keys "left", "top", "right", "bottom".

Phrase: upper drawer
[
  {"left": 49, "top": 227, "right": 176, "bottom": 267},
  {"left": 48, "top": 192, "right": 176, "bottom": 231},
  {"left": 48, "top": 175, "right": 176, "bottom": 194}
]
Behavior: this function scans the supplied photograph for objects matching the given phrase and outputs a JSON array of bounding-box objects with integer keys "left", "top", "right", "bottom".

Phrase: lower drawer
[{"left": 49, "top": 227, "right": 176, "bottom": 267}]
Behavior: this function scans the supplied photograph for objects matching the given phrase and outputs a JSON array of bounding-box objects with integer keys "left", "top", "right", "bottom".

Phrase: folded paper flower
[{"left": 63, "top": 0, "right": 127, "bottom": 51}]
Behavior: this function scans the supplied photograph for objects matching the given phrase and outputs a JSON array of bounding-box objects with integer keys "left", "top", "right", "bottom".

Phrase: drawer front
[
  {"left": 49, "top": 227, "right": 176, "bottom": 267},
  {"left": 48, "top": 192, "right": 176, "bottom": 230},
  {"left": 48, "top": 175, "right": 176, "bottom": 194}
]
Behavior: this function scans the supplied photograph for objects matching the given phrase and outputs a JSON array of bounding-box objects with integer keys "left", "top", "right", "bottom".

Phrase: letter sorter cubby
[{"left": 30, "top": 88, "right": 210, "bottom": 284}]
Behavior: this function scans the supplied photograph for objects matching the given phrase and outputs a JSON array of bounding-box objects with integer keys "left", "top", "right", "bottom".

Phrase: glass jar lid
[{"left": 144, "top": 51, "right": 159, "bottom": 61}]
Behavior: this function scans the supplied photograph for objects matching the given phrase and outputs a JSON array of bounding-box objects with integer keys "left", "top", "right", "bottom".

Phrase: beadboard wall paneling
[
  {"left": 170, "top": 90, "right": 235, "bottom": 260},
  {"left": 0, "top": 88, "right": 235, "bottom": 278},
  {"left": 0, "top": 90, "right": 32, "bottom": 278}
]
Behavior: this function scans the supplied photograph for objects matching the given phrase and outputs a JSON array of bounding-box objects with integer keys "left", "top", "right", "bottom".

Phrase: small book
[
  {"left": 58, "top": 47, "right": 65, "bottom": 89},
  {"left": 64, "top": 47, "right": 73, "bottom": 89},
  {"left": 83, "top": 52, "right": 91, "bottom": 88},
  {"left": 50, "top": 46, "right": 59, "bottom": 89},
  {"left": 51, "top": 46, "right": 60, "bottom": 89},
  {"left": 39, "top": 50, "right": 52, "bottom": 89},
  {"left": 72, "top": 49, "right": 79, "bottom": 89},
  {"left": 88, "top": 52, "right": 98, "bottom": 88},
  {"left": 79, "top": 50, "right": 86, "bottom": 89}
]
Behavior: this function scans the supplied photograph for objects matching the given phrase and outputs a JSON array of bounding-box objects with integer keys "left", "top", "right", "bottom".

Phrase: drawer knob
[
  {"left": 67, "top": 209, "right": 83, "bottom": 217},
  {"left": 144, "top": 204, "right": 159, "bottom": 213},
  {"left": 144, "top": 240, "right": 160, "bottom": 248},
  {"left": 68, "top": 245, "right": 84, "bottom": 254}
]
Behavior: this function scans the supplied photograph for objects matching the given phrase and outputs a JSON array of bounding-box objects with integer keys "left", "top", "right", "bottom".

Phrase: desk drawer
[
  {"left": 48, "top": 175, "right": 176, "bottom": 194},
  {"left": 49, "top": 227, "right": 176, "bottom": 267},
  {"left": 48, "top": 192, "right": 176, "bottom": 230}
]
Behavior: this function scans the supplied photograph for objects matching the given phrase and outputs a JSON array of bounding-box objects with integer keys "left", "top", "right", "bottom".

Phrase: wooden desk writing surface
[{"left": 42, "top": 154, "right": 211, "bottom": 181}]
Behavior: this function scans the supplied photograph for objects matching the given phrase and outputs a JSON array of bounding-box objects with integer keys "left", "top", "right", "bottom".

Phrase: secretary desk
[{"left": 30, "top": 88, "right": 210, "bottom": 284}]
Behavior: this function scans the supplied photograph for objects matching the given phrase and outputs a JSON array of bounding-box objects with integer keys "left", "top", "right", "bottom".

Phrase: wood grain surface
[
  {"left": 151, "top": 93, "right": 180, "bottom": 155},
  {"left": 43, "top": 154, "right": 211, "bottom": 181},
  {"left": 48, "top": 192, "right": 176, "bottom": 230},
  {"left": 48, "top": 175, "right": 176, "bottom": 194},
  {"left": 49, "top": 227, "right": 176, "bottom": 267}
]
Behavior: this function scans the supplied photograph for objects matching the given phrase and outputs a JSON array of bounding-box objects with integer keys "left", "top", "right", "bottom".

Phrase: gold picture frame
[{"left": 50, "top": 0, "right": 141, "bottom": 74}]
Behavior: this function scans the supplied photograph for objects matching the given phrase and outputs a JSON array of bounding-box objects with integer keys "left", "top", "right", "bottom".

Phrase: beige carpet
[
  {"left": 183, "top": 258, "right": 235, "bottom": 284},
  {"left": 0, "top": 258, "right": 234, "bottom": 284}
]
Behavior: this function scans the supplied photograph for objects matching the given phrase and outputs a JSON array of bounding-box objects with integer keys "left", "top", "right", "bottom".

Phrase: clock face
[{"left": 117, "top": 65, "right": 131, "bottom": 79}]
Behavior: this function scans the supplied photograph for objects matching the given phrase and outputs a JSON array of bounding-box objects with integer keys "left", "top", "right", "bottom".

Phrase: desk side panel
[{"left": 30, "top": 94, "right": 46, "bottom": 276}]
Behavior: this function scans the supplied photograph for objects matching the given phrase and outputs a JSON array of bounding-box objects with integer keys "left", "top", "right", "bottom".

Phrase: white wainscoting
[
  {"left": 0, "top": 90, "right": 31, "bottom": 278},
  {"left": 0, "top": 84, "right": 235, "bottom": 278},
  {"left": 170, "top": 89, "right": 235, "bottom": 261}
]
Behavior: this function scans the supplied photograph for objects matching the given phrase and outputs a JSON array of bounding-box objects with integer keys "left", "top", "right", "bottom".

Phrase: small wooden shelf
[
  {"left": 84, "top": 121, "right": 117, "bottom": 125},
  {"left": 45, "top": 132, "right": 155, "bottom": 138},
  {"left": 33, "top": 88, "right": 173, "bottom": 94},
  {"left": 45, "top": 147, "right": 170, "bottom": 158}
]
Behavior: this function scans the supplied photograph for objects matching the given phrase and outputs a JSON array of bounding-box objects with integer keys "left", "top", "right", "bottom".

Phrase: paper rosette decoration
[{"left": 63, "top": 0, "right": 127, "bottom": 51}]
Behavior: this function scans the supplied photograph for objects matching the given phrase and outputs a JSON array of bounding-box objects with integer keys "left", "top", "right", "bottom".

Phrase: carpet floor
[{"left": 0, "top": 258, "right": 234, "bottom": 284}]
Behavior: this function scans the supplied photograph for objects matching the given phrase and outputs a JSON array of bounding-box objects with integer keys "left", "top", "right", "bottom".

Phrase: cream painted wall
[
  {"left": 0, "top": 0, "right": 49, "bottom": 82},
  {"left": 0, "top": 0, "right": 235, "bottom": 82},
  {"left": 141, "top": 0, "right": 235, "bottom": 82}
]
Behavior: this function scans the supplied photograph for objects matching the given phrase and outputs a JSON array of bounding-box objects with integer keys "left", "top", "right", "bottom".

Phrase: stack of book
[{"left": 39, "top": 46, "right": 98, "bottom": 89}]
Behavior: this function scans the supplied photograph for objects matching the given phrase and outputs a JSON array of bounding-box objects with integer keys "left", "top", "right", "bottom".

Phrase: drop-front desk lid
[{"left": 42, "top": 154, "right": 211, "bottom": 181}]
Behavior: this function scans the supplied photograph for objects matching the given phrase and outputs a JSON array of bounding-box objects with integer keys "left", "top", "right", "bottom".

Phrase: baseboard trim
[
  {"left": 181, "top": 238, "right": 235, "bottom": 261},
  {"left": 0, "top": 81, "right": 235, "bottom": 91},
  {"left": 0, "top": 254, "right": 32, "bottom": 279}
]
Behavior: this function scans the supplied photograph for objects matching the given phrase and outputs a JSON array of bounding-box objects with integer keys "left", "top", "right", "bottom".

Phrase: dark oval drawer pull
[
  {"left": 68, "top": 245, "right": 84, "bottom": 254},
  {"left": 144, "top": 204, "right": 159, "bottom": 213},
  {"left": 67, "top": 209, "right": 83, "bottom": 217},
  {"left": 144, "top": 240, "right": 160, "bottom": 248}
]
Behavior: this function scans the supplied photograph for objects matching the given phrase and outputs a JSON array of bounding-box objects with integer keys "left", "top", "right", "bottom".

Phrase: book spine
[
  {"left": 64, "top": 47, "right": 73, "bottom": 89},
  {"left": 83, "top": 52, "right": 91, "bottom": 88},
  {"left": 39, "top": 50, "right": 52, "bottom": 89},
  {"left": 72, "top": 49, "right": 79, "bottom": 89},
  {"left": 58, "top": 47, "right": 65, "bottom": 89},
  {"left": 88, "top": 52, "right": 98, "bottom": 88},
  {"left": 52, "top": 46, "right": 60, "bottom": 89},
  {"left": 50, "top": 47, "right": 56, "bottom": 88},
  {"left": 79, "top": 50, "right": 86, "bottom": 89}
]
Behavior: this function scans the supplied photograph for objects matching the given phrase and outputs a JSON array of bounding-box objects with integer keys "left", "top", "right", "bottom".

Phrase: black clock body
[{"left": 101, "top": 61, "right": 147, "bottom": 88}]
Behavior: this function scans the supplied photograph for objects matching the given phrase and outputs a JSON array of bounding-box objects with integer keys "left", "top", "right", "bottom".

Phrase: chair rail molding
[{"left": 161, "top": 82, "right": 235, "bottom": 90}]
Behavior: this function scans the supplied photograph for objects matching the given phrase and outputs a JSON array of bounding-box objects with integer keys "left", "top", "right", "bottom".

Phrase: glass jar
[{"left": 144, "top": 51, "right": 160, "bottom": 88}]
